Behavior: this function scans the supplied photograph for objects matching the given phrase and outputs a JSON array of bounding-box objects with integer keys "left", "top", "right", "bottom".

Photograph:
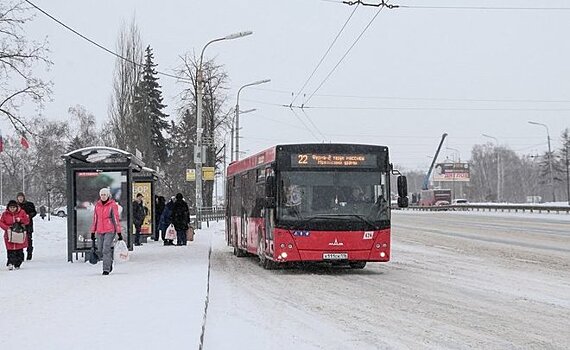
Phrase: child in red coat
[{"left": 1, "top": 200, "right": 30, "bottom": 270}]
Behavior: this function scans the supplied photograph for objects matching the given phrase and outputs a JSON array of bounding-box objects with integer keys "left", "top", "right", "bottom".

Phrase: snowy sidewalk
[{"left": 0, "top": 217, "right": 214, "bottom": 350}]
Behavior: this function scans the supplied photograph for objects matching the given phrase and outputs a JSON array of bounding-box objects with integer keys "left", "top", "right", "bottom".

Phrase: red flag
[{"left": 20, "top": 136, "right": 29, "bottom": 150}]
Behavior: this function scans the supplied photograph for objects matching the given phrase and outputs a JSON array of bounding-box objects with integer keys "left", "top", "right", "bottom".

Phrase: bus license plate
[{"left": 323, "top": 253, "right": 348, "bottom": 260}]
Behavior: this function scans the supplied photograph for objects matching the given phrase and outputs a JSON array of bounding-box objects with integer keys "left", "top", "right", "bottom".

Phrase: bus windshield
[{"left": 277, "top": 170, "right": 390, "bottom": 230}]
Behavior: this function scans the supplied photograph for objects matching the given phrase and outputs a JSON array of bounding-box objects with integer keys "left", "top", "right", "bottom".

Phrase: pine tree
[{"left": 131, "top": 45, "right": 170, "bottom": 168}]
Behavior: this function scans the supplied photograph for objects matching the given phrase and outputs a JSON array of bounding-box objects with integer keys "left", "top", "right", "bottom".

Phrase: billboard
[
  {"left": 433, "top": 163, "right": 470, "bottom": 182},
  {"left": 133, "top": 181, "right": 153, "bottom": 234},
  {"left": 74, "top": 170, "right": 129, "bottom": 250}
]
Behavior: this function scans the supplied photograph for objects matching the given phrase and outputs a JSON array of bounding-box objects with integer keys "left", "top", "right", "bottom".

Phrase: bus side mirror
[
  {"left": 397, "top": 176, "right": 408, "bottom": 198},
  {"left": 397, "top": 176, "right": 408, "bottom": 208},
  {"left": 265, "top": 175, "right": 276, "bottom": 208}
]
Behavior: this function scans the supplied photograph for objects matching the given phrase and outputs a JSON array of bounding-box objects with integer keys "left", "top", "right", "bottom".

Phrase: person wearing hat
[
  {"left": 171, "top": 193, "right": 190, "bottom": 246},
  {"left": 1, "top": 200, "right": 30, "bottom": 270},
  {"left": 90, "top": 188, "right": 123, "bottom": 275},
  {"left": 16, "top": 192, "right": 36, "bottom": 261}
]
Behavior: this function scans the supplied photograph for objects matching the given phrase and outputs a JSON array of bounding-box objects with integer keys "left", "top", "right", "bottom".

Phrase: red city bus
[{"left": 226, "top": 143, "right": 408, "bottom": 269}]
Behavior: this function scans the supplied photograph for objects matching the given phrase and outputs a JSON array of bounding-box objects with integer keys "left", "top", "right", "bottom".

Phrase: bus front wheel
[{"left": 349, "top": 261, "right": 367, "bottom": 269}]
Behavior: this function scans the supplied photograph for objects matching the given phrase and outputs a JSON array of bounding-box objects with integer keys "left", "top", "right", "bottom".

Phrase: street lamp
[
  {"left": 235, "top": 79, "right": 271, "bottom": 161},
  {"left": 528, "top": 121, "right": 556, "bottom": 202},
  {"left": 230, "top": 108, "right": 256, "bottom": 162},
  {"left": 482, "top": 134, "right": 501, "bottom": 202},
  {"left": 195, "top": 31, "right": 252, "bottom": 226}
]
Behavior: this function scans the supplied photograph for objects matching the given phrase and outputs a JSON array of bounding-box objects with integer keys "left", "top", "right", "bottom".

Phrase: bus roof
[{"left": 227, "top": 143, "right": 389, "bottom": 177}]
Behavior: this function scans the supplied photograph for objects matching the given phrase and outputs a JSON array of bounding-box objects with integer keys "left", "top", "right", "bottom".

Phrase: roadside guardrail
[{"left": 400, "top": 204, "right": 570, "bottom": 214}]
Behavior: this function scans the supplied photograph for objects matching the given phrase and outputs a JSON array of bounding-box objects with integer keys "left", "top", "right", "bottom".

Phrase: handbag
[
  {"left": 165, "top": 224, "right": 176, "bottom": 240},
  {"left": 8, "top": 222, "right": 26, "bottom": 244},
  {"left": 88, "top": 239, "right": 99, "bottom": 264},
  {"left": 8, "top": 230, "right": 25, "bottom": 244},
  {"left": 187, "top": 226, "right": 195, "bottom": 242},
  {"left": 114, "top": 240, "right": 129, "bottom": 263}
]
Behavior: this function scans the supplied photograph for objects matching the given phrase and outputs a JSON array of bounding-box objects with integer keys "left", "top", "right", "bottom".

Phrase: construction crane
[{"left": 422, "top": 133, "right": 448, "bottom": 190}]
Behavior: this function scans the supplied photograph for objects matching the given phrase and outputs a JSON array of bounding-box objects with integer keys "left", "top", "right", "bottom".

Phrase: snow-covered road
[{"left": 2, "top": 213, "right": 569, "bottom": 349}]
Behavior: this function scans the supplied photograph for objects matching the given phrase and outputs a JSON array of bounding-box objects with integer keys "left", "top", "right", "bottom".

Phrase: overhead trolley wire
[
  {"left": 303, "top": 3, "right": 388, "bottom": 106},
  {"left": 290, "top": 3, "right": 360, "bottom": 106},
  {"left": 23, "top": 0, "right": 191, "bottom": 83}
]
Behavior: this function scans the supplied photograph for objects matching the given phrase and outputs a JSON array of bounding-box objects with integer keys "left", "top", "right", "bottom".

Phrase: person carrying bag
[
  {"left": 1, "top": 200, "right": 30, "bottom": 270},
  {"left": 90, "top": 188, "right": 123, "bottom": 275}
]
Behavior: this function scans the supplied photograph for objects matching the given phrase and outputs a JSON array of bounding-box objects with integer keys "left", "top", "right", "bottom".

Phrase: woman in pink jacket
[
  {"left": 1, "top": 200, "right": 30, "bottom": 270},
  {"left": 90, "top": 188, "right": 123, "bottom": 275}
]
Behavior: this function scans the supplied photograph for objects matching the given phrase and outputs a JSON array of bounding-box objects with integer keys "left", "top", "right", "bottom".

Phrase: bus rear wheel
[
  {"left": 233, "top": 246, "right": 247, "bottom": 257},
  {"left": 349, "top": 261, "right": 367, "bottom": 269}
]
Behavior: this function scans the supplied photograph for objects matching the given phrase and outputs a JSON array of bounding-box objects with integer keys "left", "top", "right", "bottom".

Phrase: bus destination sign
[{"left": 291, "top": 153, "right": 377, "bottom": 168}]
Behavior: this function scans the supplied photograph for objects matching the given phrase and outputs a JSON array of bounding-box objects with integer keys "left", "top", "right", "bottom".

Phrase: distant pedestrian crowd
[{"left": 3, "top": 188, "right": 194, "bottom": 275}]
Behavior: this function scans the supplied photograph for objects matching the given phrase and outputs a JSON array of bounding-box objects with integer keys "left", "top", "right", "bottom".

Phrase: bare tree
[
  {"left": 0, "top": 0, "right": 51, "bottom": 134},
  {"left": 169, "top": 53, "right": 231, "bottom": 206},
  {"left": 107, "top": 18, "right": 143, "bottom": 151}
]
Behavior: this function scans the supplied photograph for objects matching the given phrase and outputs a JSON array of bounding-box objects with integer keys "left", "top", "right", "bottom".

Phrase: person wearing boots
[
  {"left": 171, "top": 193, "right": 190, "bottom": 246},
  {"left": 90, "top": 188, "right": 123, "bottom": 275},
  {"left": 16, "top": 192, "right": 36, "bottom": 261},
  {"left": 132, "top": 193, "right": 146, "bottom": 246},
  {"left": 159, "top": 196, "right": 175, "bottom": 245},
  {"left": 1, "top": 200, "right": 30, "bottom": 270}
]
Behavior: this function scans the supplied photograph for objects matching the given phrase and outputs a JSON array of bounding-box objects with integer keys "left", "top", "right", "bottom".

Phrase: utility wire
[
  {"left": 290, "top": 4, "right": 359, "bottom": 106},
  {"left": 301, "top": 107, "right": 328, "bottom": 140},
  {"left": 249, "top": 87, "right": 570, "bottom": 104},
  {"left": 398, "top": 5, "right": 570, "bottom": 11},
  {"left": 303, "top": 3, "right": 387, "bottom": 105},
  {"left": 23, "top": 0, "right": 191, "bottom": 82},
  {"left": 243, "top": 99, "right": 570, "bottom": 112},
  {"left": 288, "top": 107, "right": 322, "bottom": 141}
]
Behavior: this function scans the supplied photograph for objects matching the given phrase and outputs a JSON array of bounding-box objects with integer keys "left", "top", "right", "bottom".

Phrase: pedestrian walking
[
  {"left": 171, "top": 193, "right": 190, "bottom": 246},
  {"left": 90, "top": 187, "right": 123, "bottom": 275},
  {"left": 154, "top": 195, "right": 166, "bottom": 241},
  {"left": 159, "top": 196, "right": 175, "bottom": 245},
  {"left": 132, "top": 193, "right": 146, "bottom": 246},
  {"left": 39, "top": 205, "right": 46, "bottom": 220},
  {"left": 16, "top": 192, "right": 36, "bottom": 261},
  {"left": 1, "top": 200, "right": 30, "bottom": 270}
]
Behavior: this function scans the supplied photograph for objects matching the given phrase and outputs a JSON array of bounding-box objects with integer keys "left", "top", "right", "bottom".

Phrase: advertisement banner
[
  {"left": 74, "top": 171, "right": 128, "bottom": 250},
  {"left": 133, "top": 182, "right": 152, "bottom": 234},
  {"left": 433, "top": 163, "right": 470, "bottom": 182}
]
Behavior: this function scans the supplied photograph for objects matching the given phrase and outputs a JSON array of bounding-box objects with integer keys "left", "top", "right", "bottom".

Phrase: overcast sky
[{"left": 9, "top": 0, "right": 570, "bottom": 170}]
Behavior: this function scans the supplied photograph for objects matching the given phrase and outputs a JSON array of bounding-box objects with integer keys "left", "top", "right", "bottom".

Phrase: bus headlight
[
  {"left": 380, "top": 252, "right": 386, "bottom": 258},
  {"left": 280, "top": 252, "right": 288, "bottom": 259}
]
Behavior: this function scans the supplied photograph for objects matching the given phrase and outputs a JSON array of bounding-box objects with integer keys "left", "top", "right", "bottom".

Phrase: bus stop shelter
[
  {"left": 63, "top": 146, "right": 144, "bottom": 262},
  {"left": 133, "top": 167, "right": 160, "bottom": 243}
]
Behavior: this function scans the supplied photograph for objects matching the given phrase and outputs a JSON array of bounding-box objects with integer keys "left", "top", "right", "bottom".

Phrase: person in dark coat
[
  {"left": 132, "top": 193, "right": 146, "bottom": 246},
  {"left": 154, "top": 195, "right": 166, "bottom": 241},
  {"left": 39, "top": 205, "right": 47, "bottom": 220},
  {"left": 159, "top": 197, "right": 175, "bottom": 245},
  {"left": 170, "top": 193, "right": 190, "bottom": 246},
  {"left": 1, "top": 200, "right": 30, "bottom": 270},
  {"left": 16, "top": 192, "right": 36, "bottom": 261}
]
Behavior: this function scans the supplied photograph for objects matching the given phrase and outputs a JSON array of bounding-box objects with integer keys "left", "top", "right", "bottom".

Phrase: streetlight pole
[
  {"left": 529, "top": 121, "right": 556, "bottom": 202},
  {"left": 482, "top": 134, "right": 501, "bottom": 202},
  {"left": 230, "top": 108, "right": 256, "bottom": 162},
  {"left": 235, "top": 79, "right": 271, "bottom": 161},
  {"left": 195, "top": 31, "right": 252, "bottom": 227}
]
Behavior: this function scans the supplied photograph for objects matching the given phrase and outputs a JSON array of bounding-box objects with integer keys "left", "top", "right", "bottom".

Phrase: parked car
[
  {"left": 452, "top": 199, "right": 468, "bottom": 205},
  {"left": 52, "top": 206, "right": 67, "bottom": 217}
]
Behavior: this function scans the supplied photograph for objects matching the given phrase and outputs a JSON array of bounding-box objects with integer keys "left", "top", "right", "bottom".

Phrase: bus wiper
[{"left": 305, "top": 214, "right": 377, "bottom": 229}]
